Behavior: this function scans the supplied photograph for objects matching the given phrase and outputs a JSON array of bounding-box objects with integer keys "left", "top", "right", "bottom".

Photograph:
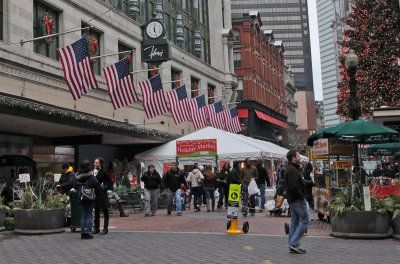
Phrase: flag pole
[
  {"left": 208, "top": 95, "right": 224, "bottom": 99},
  {"left": 131, "top": 67, "right": 162, "bottom": 74},
  {"left": 162, "top": 78, "right": 190, "bottom": 84},
  {"left": 20, "top": 26, "right": 93, "bottom": 45},
  {"left": 91, "top": 50, "right": 135, "bottom": 60}
]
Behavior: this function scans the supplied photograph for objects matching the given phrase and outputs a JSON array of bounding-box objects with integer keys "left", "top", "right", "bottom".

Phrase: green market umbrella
[
  {"left": 368, "top": 142, "right": 400, "bottom": 156},
  {"left": 308, "top": 120, "right": 399, "bottom": 146}
]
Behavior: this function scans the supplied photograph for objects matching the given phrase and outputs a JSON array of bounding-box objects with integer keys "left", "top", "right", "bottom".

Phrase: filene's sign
[{"left": 142, "top": 43, "right": 170, "bottom": 62}]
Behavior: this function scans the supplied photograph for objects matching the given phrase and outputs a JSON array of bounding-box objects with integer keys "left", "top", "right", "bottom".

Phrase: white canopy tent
[{"left": 135, "top": 127, "right": 307, "bottom": 173}]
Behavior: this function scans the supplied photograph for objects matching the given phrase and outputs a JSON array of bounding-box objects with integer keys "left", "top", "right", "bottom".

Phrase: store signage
[
  {"left": 333, "top": 160, "right": 352, "bottom": 170},
  {"left": 163, "top": 163, "right": 175, "bottom": 174},
  {"left": 176, "top": 139, "right": 217, "bottom": 157},
  {"left": 313, "top": 138, "right": 329, "bottom": 156},
  {"left": 142, "top": 43, "right": 171, "bottom": 63},
  {"left": 309, "top": 148, "right": 314, "bottom": 160},
  {"left": 314, "top": 188, "right": 330, "bottom": 215},
  {"left": 19, "top": 173, "right": 30, "bottom": 183},
  {"left": 328, "top": 137, "right": 356, "bottom": 154}
]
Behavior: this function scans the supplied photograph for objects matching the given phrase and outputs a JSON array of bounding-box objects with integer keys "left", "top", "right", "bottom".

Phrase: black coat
[
  {"left": 73, "top": 171, "right": 102, "bottom": 204},
  {"left": 163, "top": 168, "right": 186, "bottom": 192},
  {"left": 228, "top": 168, "right": 242, "bottom": 185},
  {"left": 284, "top": 162, "right": 306, "bottom": 204},
  {"left": 59, "top": 171, "right": 75, "bottom": 194},
  {"left": 141, "top": 170, "right": 162, "bottom": 190},
  {"left": 256, "top": 165, "right": 271, "bottom": 187},
  {"left": 95, "top": 167, "right": 113, "bottom": 208}
]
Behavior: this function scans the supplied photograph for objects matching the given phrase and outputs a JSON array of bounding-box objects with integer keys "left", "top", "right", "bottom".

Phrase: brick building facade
[{"left": 232, "top": 12, "right": 287, "bottom": 143}]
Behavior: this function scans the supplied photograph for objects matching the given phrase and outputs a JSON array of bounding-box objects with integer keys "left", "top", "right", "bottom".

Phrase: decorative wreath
[
  {"left": 87, "top": 35, "right": 100, "bottom": 60},
  {"left": 39, "top": 12, "right": 57, "bottom": 44}
]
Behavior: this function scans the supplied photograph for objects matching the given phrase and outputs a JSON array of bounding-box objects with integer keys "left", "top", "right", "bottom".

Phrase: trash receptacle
[{"left": 69, "top": 191, "right": 81, "bottom": 232}]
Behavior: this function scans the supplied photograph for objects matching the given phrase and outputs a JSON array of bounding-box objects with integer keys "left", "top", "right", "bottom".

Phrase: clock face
[{"left": 146, "top": 21, "right": 164, "bottom": 39}]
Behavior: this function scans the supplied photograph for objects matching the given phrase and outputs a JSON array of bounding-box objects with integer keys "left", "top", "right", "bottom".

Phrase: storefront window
[
  {"left": 171, "top": 68, "right": 181, "bottom": 89},
  {"left": 207, "top": 84, "right": 215, "bottom": 104},
  {"left": 82, "top": 23, "right": 102, "bottom": 75},
  {"left": 191, "top": 77, "right": 199, "bottom": 98}
]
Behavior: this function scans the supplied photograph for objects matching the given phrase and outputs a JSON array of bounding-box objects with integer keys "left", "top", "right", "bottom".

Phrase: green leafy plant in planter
[{"left": 328, "top": 183, "right": 393, "bottom": 221}]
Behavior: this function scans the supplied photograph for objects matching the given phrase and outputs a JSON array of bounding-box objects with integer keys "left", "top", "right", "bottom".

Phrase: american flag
[
  {"left": 166, "top": 85, "right": 190, "bottom": 125},
  {"left": 207, "top": 101, "right": 226, "bottom": 129},
  {"left": 103, "top": 58, "right": 138, "bottom": 109},
  {"left": 189, "top": 95, "right": 208, "bottom": 130},
  {"left": 57, "top": 37, "right": 98, "bottom": 100},
  {"left": 224, "top": 107, "right": 242, "bottom": 133},
  {"left": 139, "top": 74, "right": 168, "bottom": 119}
]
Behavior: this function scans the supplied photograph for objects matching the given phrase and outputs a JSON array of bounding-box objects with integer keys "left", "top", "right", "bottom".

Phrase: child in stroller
[
  {"left": 268, "top": 179, "right": 290, "bottom": 216},
  {"left": 180, "top": 183, "right": 189, "bottom": 210}
]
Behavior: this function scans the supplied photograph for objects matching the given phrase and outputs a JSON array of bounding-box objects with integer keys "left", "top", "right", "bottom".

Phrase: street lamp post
[
  {"left": 344, "top": 49, "right": 360, "bottom": 172},
  {"left": 344, "top": 49, "right": 360, "bottom": 121}
]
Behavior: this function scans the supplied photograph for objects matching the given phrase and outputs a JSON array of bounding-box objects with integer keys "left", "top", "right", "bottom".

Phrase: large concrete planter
[
  {"left": 330, "top": 211, "right": 391, "bottom": 239},
  {"left": 392, "top": 215, "right": 400, "bottom": 240},
  {"left": 0, "top": 209, "right": 5, "bottom": 232},
  {"left": 14, "top": 208, "right": 65, "bottom": 235}
]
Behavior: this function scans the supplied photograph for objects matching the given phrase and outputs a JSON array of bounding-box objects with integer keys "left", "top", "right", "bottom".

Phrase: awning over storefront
[{"left": 254, "top": 110, "right": 289, "bottom": 129}]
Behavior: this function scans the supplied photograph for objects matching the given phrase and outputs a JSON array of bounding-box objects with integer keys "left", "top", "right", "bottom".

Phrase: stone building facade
[{"left": 0, "top": 0, "right": 236, "bottom": 168}]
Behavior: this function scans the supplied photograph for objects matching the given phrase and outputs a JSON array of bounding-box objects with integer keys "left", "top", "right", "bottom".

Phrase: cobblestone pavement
[
  {"left": 1, "top": 230, "right": 400, "bottom": 264},
  {"left": 107, "top": 207, "right": 331, "bottom": 236}
]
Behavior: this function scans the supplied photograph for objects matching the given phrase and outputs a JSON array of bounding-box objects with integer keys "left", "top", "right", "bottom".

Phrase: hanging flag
[
  {"left": 57, "top": 37, "right": 98, "bottom": 100},
  {"left": 139, "top": 74, "right": 168, "bottom": 119},
  {"left": 189, "top": 95, "right": 208, "bottom": 130},
  {"left": 207, "top": 101, "right": 226, "bottom": 129},
  {"left": 103, "top": 58, "right": 138, "bottom": 110},
  {"left": 225, "top": 107, "right": 242, "bottom": 134},
  {"left": 166, "top": 85, "right": 190, "bottom": 125}
]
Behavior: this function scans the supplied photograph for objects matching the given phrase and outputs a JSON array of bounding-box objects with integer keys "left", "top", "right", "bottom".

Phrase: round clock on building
[{"left": 145, "top": 21, "right": 165, "bottom": 39}]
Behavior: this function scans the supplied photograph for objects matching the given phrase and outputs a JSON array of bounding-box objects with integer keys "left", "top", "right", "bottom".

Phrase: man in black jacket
[
  {"left": 57, "top": 163, "right": 75, "bottom": 194},
  {"left": 284, "top": 150, "right": 310, "bottom": 254},
  {"left": 256, "top": 161, "right": 271, "bottom": 210},
  {"left": 163, "top": 162, "right": 187, "bottom": 216},
  {"left": 92, "top": 157, "right": 114, "bottom": 235}
]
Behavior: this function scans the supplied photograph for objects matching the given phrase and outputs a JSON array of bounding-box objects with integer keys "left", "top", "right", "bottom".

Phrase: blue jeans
[
  {"left": 258, "top": 184, "right": 266, "bottom": 209},
  {"left": 205, "top": 186, "right": 215, "bottom": 206},
  {"left": 167, "top": 188, "right": 182, "bottom": 214},
  {"left": 289, "top": 199, "right": 310, "bottom": 247},
  {"left": 80, "top": 202, "right": 95, "bottom": 234}
]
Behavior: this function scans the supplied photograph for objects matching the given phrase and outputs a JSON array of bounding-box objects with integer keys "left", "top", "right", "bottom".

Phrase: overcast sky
[{"left": 307, "top": 0, "right": 323, "bottom": 101}]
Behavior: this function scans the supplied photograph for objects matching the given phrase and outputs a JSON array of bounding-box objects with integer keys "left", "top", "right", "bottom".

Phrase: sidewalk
[{"left": 107, "top": 206, "right": 331, "bottom": 236}]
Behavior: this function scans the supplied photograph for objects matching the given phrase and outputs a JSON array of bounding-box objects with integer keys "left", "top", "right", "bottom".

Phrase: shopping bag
[
  {"left": 248, "top": 180, "right": 259, "bottom": 196},
  {"left": 266, "top": 200, "right": 275, "bottom": 211}
]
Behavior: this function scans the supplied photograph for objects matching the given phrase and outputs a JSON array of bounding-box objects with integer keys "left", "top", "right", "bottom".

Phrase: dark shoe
[
  {"left": 86, "top": 234, "right": 94, "bottom": 239},
  {"left": 81, "top": 233, "right": 86, "bottom": 239},
  {"left": 177, "top": 213, "right": 182, "bottom": 216},
  {"left": 251, "top": 212, "right": 255, "bottom": 216},
  {"left": 145, "top": 213, "right": 150, "bottom": 217},
  {"left": 99, "top": 229, "right": 108, "bottom": 235},
  {"left": 91, "top": 229, "right": 100, "bottom": 235},
  {"left": 118, "top": 199, "right": 127, "bottom": 204},
  {"left": 120, "top": 213, "right": 129, "bottom": 217},
  {"left": 289, "top": 245, "right": 306, "bottom": 254},
  {"left": 151, "top": 213, "right": 155, "bottom": 216},
  {"left": 167, "top": 211, "right": 171, "bottom": 215},
  {"left": 207, "top": 209, "right": 210, "bottom": 212}
]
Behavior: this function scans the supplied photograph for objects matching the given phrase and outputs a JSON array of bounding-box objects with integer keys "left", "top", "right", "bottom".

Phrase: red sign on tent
[{"left": 176, "top": 139, "right": 217, "bottom": 157}]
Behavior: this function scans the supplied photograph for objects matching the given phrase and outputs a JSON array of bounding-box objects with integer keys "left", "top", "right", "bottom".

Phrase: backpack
[{"left": 77, "top": 180, "right": 96, "bottom": 202}]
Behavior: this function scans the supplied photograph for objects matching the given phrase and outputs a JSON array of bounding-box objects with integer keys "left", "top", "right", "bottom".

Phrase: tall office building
[
  {"left": 317, "top": 0, "right": 352, "bottom": 127},
  {"left": 231, "top": 0, "right": 313, "bottom": 92}
]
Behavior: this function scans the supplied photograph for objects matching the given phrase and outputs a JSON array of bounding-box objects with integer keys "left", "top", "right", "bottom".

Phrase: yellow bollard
[{"left": 227, "top": 219, "right": 243, "bottom": 234}]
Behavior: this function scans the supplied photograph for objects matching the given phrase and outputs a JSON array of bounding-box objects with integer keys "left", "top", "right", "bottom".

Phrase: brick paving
[{"left": 107, "top": 207, "right": 331, "bottom": 237}]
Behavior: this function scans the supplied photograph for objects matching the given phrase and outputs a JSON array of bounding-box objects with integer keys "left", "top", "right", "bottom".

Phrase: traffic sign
[{"left": 229, "top": 184, "right": 241, "bottom": 202}]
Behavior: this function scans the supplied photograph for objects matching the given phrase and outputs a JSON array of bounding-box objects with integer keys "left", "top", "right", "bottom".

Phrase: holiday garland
[
  {"left": 39, "top": 12, "right": 57, "bottom": 44},
  {"left": 336, "top": 0, "right": 400, "bottom": 118}
]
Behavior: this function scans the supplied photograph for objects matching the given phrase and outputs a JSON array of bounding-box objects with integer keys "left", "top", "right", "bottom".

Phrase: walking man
[
  {"left": 164, "top": 162, "right": 187, "bottom": 216},
  {"left": 285, "top": 150, "right": 310, "bottom": 254}
]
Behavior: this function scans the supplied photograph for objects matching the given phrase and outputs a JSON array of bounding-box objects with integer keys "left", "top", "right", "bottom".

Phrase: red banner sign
[{"left": 176, "top": 139, "right": 217, "bottom": 157}]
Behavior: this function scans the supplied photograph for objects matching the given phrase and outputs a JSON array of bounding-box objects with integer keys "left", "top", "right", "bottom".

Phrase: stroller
[{"left": 267, "top": 179, "right": 290, "bottom": 216}]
